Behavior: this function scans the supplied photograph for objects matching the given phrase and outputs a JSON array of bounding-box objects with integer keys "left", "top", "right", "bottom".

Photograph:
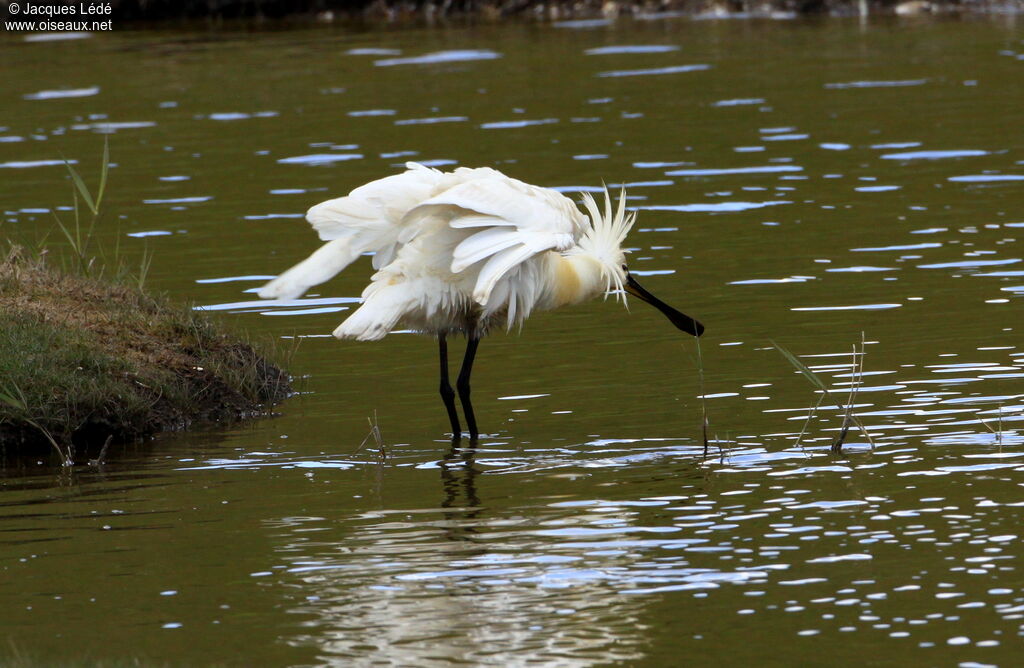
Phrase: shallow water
[{"left": 2, "top": 16, "right": 1024, "bottom": 666}]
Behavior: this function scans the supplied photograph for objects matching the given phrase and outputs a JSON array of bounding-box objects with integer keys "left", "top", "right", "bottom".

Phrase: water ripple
[
  {"left": 666, "top": 165, "right": 803, "bottom": 176},
  {"left": 596, "top": 64, "right": 711, "bottom": 78},
  {"left": 852, "top": 242, "right": 942, "bottom": 252},
  {"left": 949, "top": 174, "right": 1024, "bottom": 183},
  {"left": 277, "top": 153, "right": 363, "bottom": 165},
  {"left": 481, "top": 118, "right": 559, "bottom": 129},
  {"left": 825, "top": 79, "right": 928, "bottom": 89},
  {"left": 375, "top": 50, "right": 501, "bottom": 67},
  {"left": 714, "top": 98, "right": 766, "bottom": 107},
  {"left": 0, "top": 159, "right": 72, "bottom": 169},
  {"left": 638, "top": 200, "right": 791, "bottom": 212},
  {"left": 585, "top": 45, "right": 680, "bottom": 55},
  {"left": 917, "top": 258, "right": 1020, "bottom": 269},
  {"left": 24, "top": 86, "right": 100, "bottom": 100},
  {"left": 882, "top": 149, "right": 989, "bottom": 160},
  {"left": 395, "top": 116, "right": 467, "bottom": 125},
  {"left": 791, "top": 303, "right": 901, "bottom": 311}
]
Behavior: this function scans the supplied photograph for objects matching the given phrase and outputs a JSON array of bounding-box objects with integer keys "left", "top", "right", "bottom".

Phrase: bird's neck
[{"left": 544, "top": 253, "right": 607, "bottom": 309}]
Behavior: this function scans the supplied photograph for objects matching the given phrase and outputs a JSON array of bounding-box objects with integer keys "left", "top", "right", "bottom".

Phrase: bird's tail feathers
[
  {"left": 257, "top": 237, "right": 362, "bottom": 301},
  {"left": 333, "top": 285, "right": 416, "bottom": 341}
]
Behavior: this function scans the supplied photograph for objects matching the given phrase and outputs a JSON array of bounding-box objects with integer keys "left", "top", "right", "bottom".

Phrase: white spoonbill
[{"left": 258, "top": 162, "right": 703, "bottom": 439}]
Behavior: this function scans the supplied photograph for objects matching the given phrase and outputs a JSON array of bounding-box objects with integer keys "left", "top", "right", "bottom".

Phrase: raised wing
[
  {"left": 404, "top": 177, "right": 584, "bottom": 306},
  {"left": 307, "top": 162, "right": 443, "bottom": 269},
  {"left": 258, "top": 163, "right": 443, "bottom": 300}
]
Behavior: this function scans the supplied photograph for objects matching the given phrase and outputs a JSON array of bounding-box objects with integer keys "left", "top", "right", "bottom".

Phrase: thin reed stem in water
[
  {"left": 831, "top": 342, "right": 860, "bottom": 453},
  {"left": 795, "top": 392, "right": 828, "bottom": 451},
  {"left": 694, "top": 335, "right": 711, "bottom": 456},
  {"left": 772, "top": 337, "right": 875, "bottom": 454},
  {"left": 357, "top": 411, "right": 386, "bottom": 462},
  {"left": 978, "top": 404, "right": 1004, "bottom": 449}
]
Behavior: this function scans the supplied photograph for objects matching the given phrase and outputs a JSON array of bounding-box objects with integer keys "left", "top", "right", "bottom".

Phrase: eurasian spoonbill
[{"left": 259, "top": 162, "right": 703, "bottom": 439}]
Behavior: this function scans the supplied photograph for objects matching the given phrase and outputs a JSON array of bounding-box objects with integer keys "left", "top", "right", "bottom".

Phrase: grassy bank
[
  {"left": 0, "top": 147, "right": 290, "bottom": 463},
  {"left": 0, "top": 248, "right": 291, "bottom": 461}
]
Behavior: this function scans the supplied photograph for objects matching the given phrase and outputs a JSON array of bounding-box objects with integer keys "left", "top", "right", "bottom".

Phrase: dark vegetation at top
[{"left": 92, "top": 0, "right": 1020, "bottom": 22}]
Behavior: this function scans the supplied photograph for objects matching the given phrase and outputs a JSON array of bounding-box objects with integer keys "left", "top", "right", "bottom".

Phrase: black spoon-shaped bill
[{"left": 625, "top": 273, "right": 704, "bottom": 337}]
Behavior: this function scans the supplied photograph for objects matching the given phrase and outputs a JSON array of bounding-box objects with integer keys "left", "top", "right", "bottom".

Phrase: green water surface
[{"left": 2, "top": 15, "right": 1023, "bottom": 667}]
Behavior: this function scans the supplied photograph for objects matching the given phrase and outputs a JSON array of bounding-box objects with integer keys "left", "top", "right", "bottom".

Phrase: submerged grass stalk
[
  {"left": 357, "top": 411, "right": 386, "bottom": 461},
  {"left": 771, "top": 337, "right": 875, "bottom": 453},
  {"left": 694, "top": 334, "right": 711, "bottom": 456},
  {"left": 831, "top": 341, "right": 860, "bottom": 452},
  {"left": 978, "top": 404, "right": 1005, "bottom": 448},
  {"left": 793, "top": 392, "right": 828, "bottom": 451}
]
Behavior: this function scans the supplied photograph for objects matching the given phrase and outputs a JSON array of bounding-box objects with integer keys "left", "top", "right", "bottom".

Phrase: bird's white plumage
[{"left": 259, "top": 162, "right": 635, "bottom": 341}]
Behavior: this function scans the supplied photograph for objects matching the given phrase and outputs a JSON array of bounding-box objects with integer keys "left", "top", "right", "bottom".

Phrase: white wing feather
[
  {"left": 472, "top": 244, "right": 540, "bottom": 306},
  {"left": 259, "top": 163, "right": 443, "bottom": 299},
  {"left": 262, "top": 162, "right": 592, "bottom": 339},
  {"left": 404, "top": 177, "right": 580, "bottom": 305},
  {"left": 256, "top": 237, "right": 361, "bottom": 300},
  {"left": 451, "top": 226, "right": 522, "bottom": 272},
  {"left": 308, "top": 163, "right": 441, "bottom": 241}
]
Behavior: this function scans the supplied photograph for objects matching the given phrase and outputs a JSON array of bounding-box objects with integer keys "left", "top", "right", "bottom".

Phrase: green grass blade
[
  {"left": 51, "top": 212, "right": 77, "bottom": 250},
  {"left": 71, "top": 186, "right": 84, "bottom": 266},
  {"left": 0, "top": 389, "right": 26, "bottom": 411},
  {"left": 136, "top": 244, "right": 153, "bottom": 290},
  {"left": 63, "top": 157, "right": 97, "bottom": 216},
  {"left": 0, "top": 381, "right": 27, "bottom": 411},
  {"left": 770, "top": 340, "right": 829, "bottom": 392},
  {"left": 95, "top": 137, "right": 109, "bottom": 210}
]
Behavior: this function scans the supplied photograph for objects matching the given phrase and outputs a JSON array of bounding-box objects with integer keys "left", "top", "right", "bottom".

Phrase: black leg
[
  {"left": 438, "top": 334, "right": 461, "bottom": 438},
  {"left": 457, "top": 337, "right": 480, "bottom": 439}
]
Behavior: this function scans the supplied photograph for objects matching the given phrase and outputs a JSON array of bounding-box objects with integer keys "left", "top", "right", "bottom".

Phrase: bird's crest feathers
[{"left": 577, "top": 187, "right": 636, "bottom": 303}]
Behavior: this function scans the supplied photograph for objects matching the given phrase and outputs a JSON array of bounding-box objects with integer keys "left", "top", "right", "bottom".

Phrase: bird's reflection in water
[
  {"left": 438, "top": 437, "right": 484, "bottom": 544},
  {"left": 275, "top": 433, "right": 650, "bottom": 665}
]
